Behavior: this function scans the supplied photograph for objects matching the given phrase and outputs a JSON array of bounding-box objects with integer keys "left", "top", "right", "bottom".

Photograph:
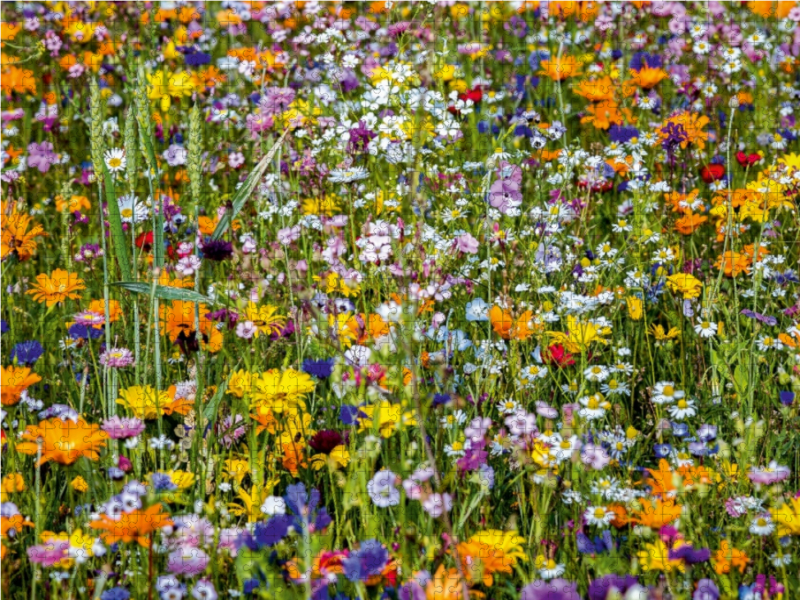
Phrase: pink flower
[
  {"left": 422, "top": 493, "right": 453, "bottom": 519},
  {"left": 102, "top": 416, "right": 145, "bottom": 439},
  {"left": 747, "top": 462, "right": 790, "bottom": 485},
  {"left": 167, "top": 545, "right": 210, "bottom": 576},
  {"left": 99, "top": 347, "right": 135, "bottom": 368},
  {"left": 581, "top": 444, "right": 611, "bottom": 470},
  {"left": 454, "top": 232, "right": 479, "bottom": 254}
]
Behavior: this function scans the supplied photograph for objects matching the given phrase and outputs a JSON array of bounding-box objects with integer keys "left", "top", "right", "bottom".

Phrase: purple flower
[
  {"left": 588, "top": 575, "right": 638, "bottom": 600},
  {"left": 10, "top": 340, "right": 43, "bottom": 365},
  {"left": 342, "top": 539, "right": 389, "bottom": 582},
  {"left": 670, "top": 544, "right": 711, "bottom": 564},
  {"left": 200, "top": 239, "right": 233, "bottom": 261},
  {"left": 693, "top": 579, "right": 720, "bottom": 600},
  {"left": 100, "top": 347, "right": 135, "bottom": 368},
  {"left": 27, "top": 141, "right": 58, "bottom": 173},
  {"left": 167, "top": 545, "right": 209, "bottom": 576},
  {"left": 102, "top": 416, "right": 145, "bottom": 439},
  {"left": 521, "top": 579, "right": 580, "bottom": 600},
  {"left": 302, "top": 358, "right": 334, "bottom": 379}
]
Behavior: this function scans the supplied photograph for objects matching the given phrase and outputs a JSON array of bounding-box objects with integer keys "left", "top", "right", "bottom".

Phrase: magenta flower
[{"left": 102, "top": 416, "right": 145, "bottom": 439}]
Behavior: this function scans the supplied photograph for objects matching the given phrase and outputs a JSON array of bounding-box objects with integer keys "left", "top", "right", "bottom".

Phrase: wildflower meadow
[{"left": 2, "top": 1, "right": 800, "bottom": 599}]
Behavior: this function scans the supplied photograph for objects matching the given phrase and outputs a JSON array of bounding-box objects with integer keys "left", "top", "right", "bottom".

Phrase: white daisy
[
  {"left": 584, "top": 505, "right": 615, "bottom": 527},
  {"left": 694, "top": 319, "right": 718, "bottom": 338},
  {"left": 651, "top": 381, "right": 684, "bottom": 405},
  {"left": 104, "top": 148, "right": 126, "bottom": 173}
]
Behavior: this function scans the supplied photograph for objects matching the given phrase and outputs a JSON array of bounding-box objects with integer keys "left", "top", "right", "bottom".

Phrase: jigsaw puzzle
[{"left": 1, "top": 1, "right": 800, "bottom": 598}]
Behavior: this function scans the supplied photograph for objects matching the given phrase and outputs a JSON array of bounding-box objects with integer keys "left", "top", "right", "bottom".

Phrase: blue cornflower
[{"left": 11, "top": 340, "right": 44, "bottom": 365}]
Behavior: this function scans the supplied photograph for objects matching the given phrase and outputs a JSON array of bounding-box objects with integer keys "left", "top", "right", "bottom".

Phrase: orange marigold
[
  {"left": 1, "top": 365, "right": 42, "bottom": 406},
  {"left": 26, "top": 269, "right": 86, "bottom": 306},
  {"left": 90, "top": 503, "right": 173, "bottom": 547},
  {"left": 16, "top": 417, "right": 108, "bottom": 465}
]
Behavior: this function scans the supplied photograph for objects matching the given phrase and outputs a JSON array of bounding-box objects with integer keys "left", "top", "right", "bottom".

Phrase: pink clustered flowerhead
[{"left": 102, "top": 416, "right": 145, "bottom": 439}]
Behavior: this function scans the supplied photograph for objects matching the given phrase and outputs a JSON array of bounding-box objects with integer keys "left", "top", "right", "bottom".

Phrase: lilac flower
[
  {"left": 693, "top": 579, "right": 720, "bottom": 600},
  {"left": 587, "top": 575, "right": 639, "bottom": 600},
  {"left": 422, "top": 493, "right": 452, "bottom": 518},
  {"left": 167, "top": 546, "right": 210, "bottom": 576},
  {"left": 368, "top": 470, "right": 400, "bottom": 508},
  {"left": 102, "top": 416, "right": 145, "bottom": 439},
  {"left": 581, "top": 444, "right": 611, "bottom": 470},
  {"left": 99, "top": 347, "right": 135, "bottom": 368},
  {"left": 748, "top": 461, "right": 790, "bottom": 484},
  {"left": 521, "top": 579, "right": 581, "bottom": 600},
  {"left": 27, "top": 141, "right": 58, "bottom": 173}
]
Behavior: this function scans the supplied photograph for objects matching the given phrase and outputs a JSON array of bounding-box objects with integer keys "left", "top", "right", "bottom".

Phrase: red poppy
[
  {"left": 700, "top": 164, "right": 725, "bottom": 183},
  {"left": 541, "top": 344, "right": 576, "bottom": 368},
  {"left": 448, "top": 86, "right": 483, "bottom": 116},
  {"left": 735, "top": 151, "right": 761, "bottom": 167}
]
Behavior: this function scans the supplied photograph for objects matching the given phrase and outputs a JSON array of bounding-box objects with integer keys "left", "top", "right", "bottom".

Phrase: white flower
[
  {"left": 367, "top": 470, "right": 400, "bottom": 508},
  {"left": 104, "top": 148, "right": 126, "bottom": 173},
  {"left": 117, "top": 194, "right": 150, "bottom": 224},
  {"left": 584, "top": 365, "right": 609, "bottom": 382},
  {"left": 694, "top": 319, "right": 718, "bottom": 338},
  {"left": 749, "top": 514, "right": 775, "bottom": 536},
  {"left": 584, "top": 505, "right": 615, "bottom": 526},
  {"left": 651, "top": 381, "right": 684, "bottom": 405},
  {"left": 668, "top": 398, "right": 697, "bottom": 420},
  {"left": 260, "top": 496, "right": 287, "bottom": 516}
]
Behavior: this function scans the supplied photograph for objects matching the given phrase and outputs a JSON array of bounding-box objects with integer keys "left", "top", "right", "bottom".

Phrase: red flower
[
  {"left": 542, "top": 344, "right": 575, "bottom": 368},
  {"left": 735, "top": 151, "right": 761, "bottom": 167},
  {"left": 699, "top": 164, "right": 725, "bottom": 183}
]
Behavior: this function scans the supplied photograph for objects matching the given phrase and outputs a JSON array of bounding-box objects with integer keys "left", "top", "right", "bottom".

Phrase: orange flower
[
  {"left": 0, "top": 65, "right": 36, "bottom": 95},
  {"left": 160, "top": 300, "right": 223, "bottom": 353},
  {"left": 16, "top": 418, "right": 108, "bottom": 466},
  {"left": 628, "top": 66, "right": 668, "bottom": 90},
  {"left": 658, "top": 112, "right": 709, "bottom": 150},
  {"left": 632, "top": 498, "right": 682, "bottom": 529},
  {"left": 1, "top": 365, "right": 42, "bottom": 406},
  {"left": 489, "top": 306, "right": 537, "bottom": 341},
  {"left": 55, "top": 195, "right": 91, "bottom": 213},
  {"left": 26, "top": 269, "right": 86, "bottom": 306},
  {"left": 425, "top": 564, "right": 468, "bottom": 600},
  {"left": 674, "top": 211, "right": 708, "bottom": 235},
  {"left": 713, "top": 540, "right": 750, "bottom": 574},
  {"left": 580, "top": 101, "right": 634, "bottom": 131},
  {"left": 88, "top": 299, "right": 123, "bottom": 324},
  {"left": 538, "top": 56, "right": 581, "bottom": 80},
  {"left": 90, "top": 504, "right": 173, "bottom": 547},
  {"left": 748, "top": 0, "right": 796, "bottom": 18},
  {"left": 714, "top": 251, "right": 751, "bottom": 277},
  {"left": 572, "top": 76, "right": 614, "bottom": 102},
  {"left": 1, "top": 210, "right": 45, "bottom": 261},
  {"left": 644, "top": 459, "right": 677, "bottom": 497}
]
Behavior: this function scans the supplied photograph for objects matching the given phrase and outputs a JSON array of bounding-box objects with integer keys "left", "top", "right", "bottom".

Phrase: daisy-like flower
[
  {"left": 117, "top": 194, "right": 149, "bottom": 224},
  {"left": 668, "top": 398, "right": 697, "bottom": 420},
  {"left": 104, "top": 148, "right": 126, "bottom": 173},
  {"left": 584, "top": 364, "right": 610, "bottom": 382},
  {"left": 756, "top": 335, "right": 783, "bottom": 352},
  {"left": 749, "top": 514, "right": 775, "bottom": 536},
  {"left": 578, "top": 393, "right": 610, "bottom": 421},
  {"left": 496, "top": 398, "right": 519, "bottom": 414},
  {"left": 601, "top": 378, "right": 630, "bottom": 397},
  {"left": 584, "top": 505, "right": 615, "bottom": 527},
  {"left": 329, "top": 166, "right": 369, "bottom": 183},
  {"left": 73, "top": 310, "right": 105, "bottom": 328},
  {"left": 651, "top": 381, "right": 684, "bottom": 405},
  {"left": 26, "top": 269, "right": 85, "bottom": 307},
  {"left": 17, "top": 417, "right": 108, "bottom": 465},
  {"left": 694, "top": 318, "right": 718, "bottom": 338},
  {"left": 99, "top": 347, "right": 135, "bottom": 369}
]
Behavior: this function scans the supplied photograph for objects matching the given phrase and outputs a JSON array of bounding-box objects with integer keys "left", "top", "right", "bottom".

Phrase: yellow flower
[
  {"left": 637, "top": 539, "right": 685, "bottom": 573},
  {"left": 771, "top": 497, "right": 800, "bottom": 536},
  {"left": 250, "top": 368, "right": 316, "bottom": 414},
  {"left": 147, "top": 69, "right": 195, "bottom": 112},
  {"left": 666, "top": 273, "right": 703, "bottom": 299},
  {"left": 26, "top": 269, "right": 85, "bottom": 307},
  {"left": 547, "top": 315, "right": 608, "bottom": 353},
  {"left": 223, "top": 458, "right": 251, "bottom": 484},
  {"left": 227, "top": 369, "right": 253, "bottom": 398},
  {"left": 168, "top": 470, "right": 195, "bottom": 490},
  {"left": 357, "top": 400, "right": 416, "bottom": 438},
  {"left": 71, "top": 476, "right": 89, "bottom": 493},
  {"left": 117, "top": 385, "right": 174, "bottom": 420},
  {"left": 457, "top": 529, "right": 527, "bottom": 586},
  {"left": 310, "top": 445, "right": 351, "bottom": 471},
  {"left": 648, "top": 324, "right": 681, "bottom": 341},
  {"left": 625, "top": 296, "right": 643, "bottom": 320},
  {"left": 243, "top": 302, "right": 286, "bottom": 338}
]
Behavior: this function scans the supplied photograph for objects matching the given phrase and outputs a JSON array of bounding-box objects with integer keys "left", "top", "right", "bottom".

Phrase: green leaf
[
  {"left": 113, "top": 282, "right": 215, "bottom": 305},
  {"left": 102, "top": 166, "right": 132, "bottom": 281},
  {"left": 211, "top": 128, "right": 289, "bottom": 241},
  {"left": 203, "top": 372, "right": 231, "bottom": 421},
  {"left": 734, "top": 364, "right": 748, "bottom": 395}
]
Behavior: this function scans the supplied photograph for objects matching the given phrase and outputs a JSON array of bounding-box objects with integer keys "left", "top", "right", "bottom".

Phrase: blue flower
[
  {"left": 465, "top": 298, "right": 489, "bottom": 322},
  {"left": 343, "top": 539, "right": 389, "bottom": 582},
  {"left": 302, "top": 358, "right": 334, "bottom": 379},
  {"left": 150, "top": 473, "right": 177, "bottom": 492},
  {"left": 101, "top": 587, "right": 131, "bottom": 600},
  {"left": 10, "top": 340, "right": 43, "bottom": 365}
]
